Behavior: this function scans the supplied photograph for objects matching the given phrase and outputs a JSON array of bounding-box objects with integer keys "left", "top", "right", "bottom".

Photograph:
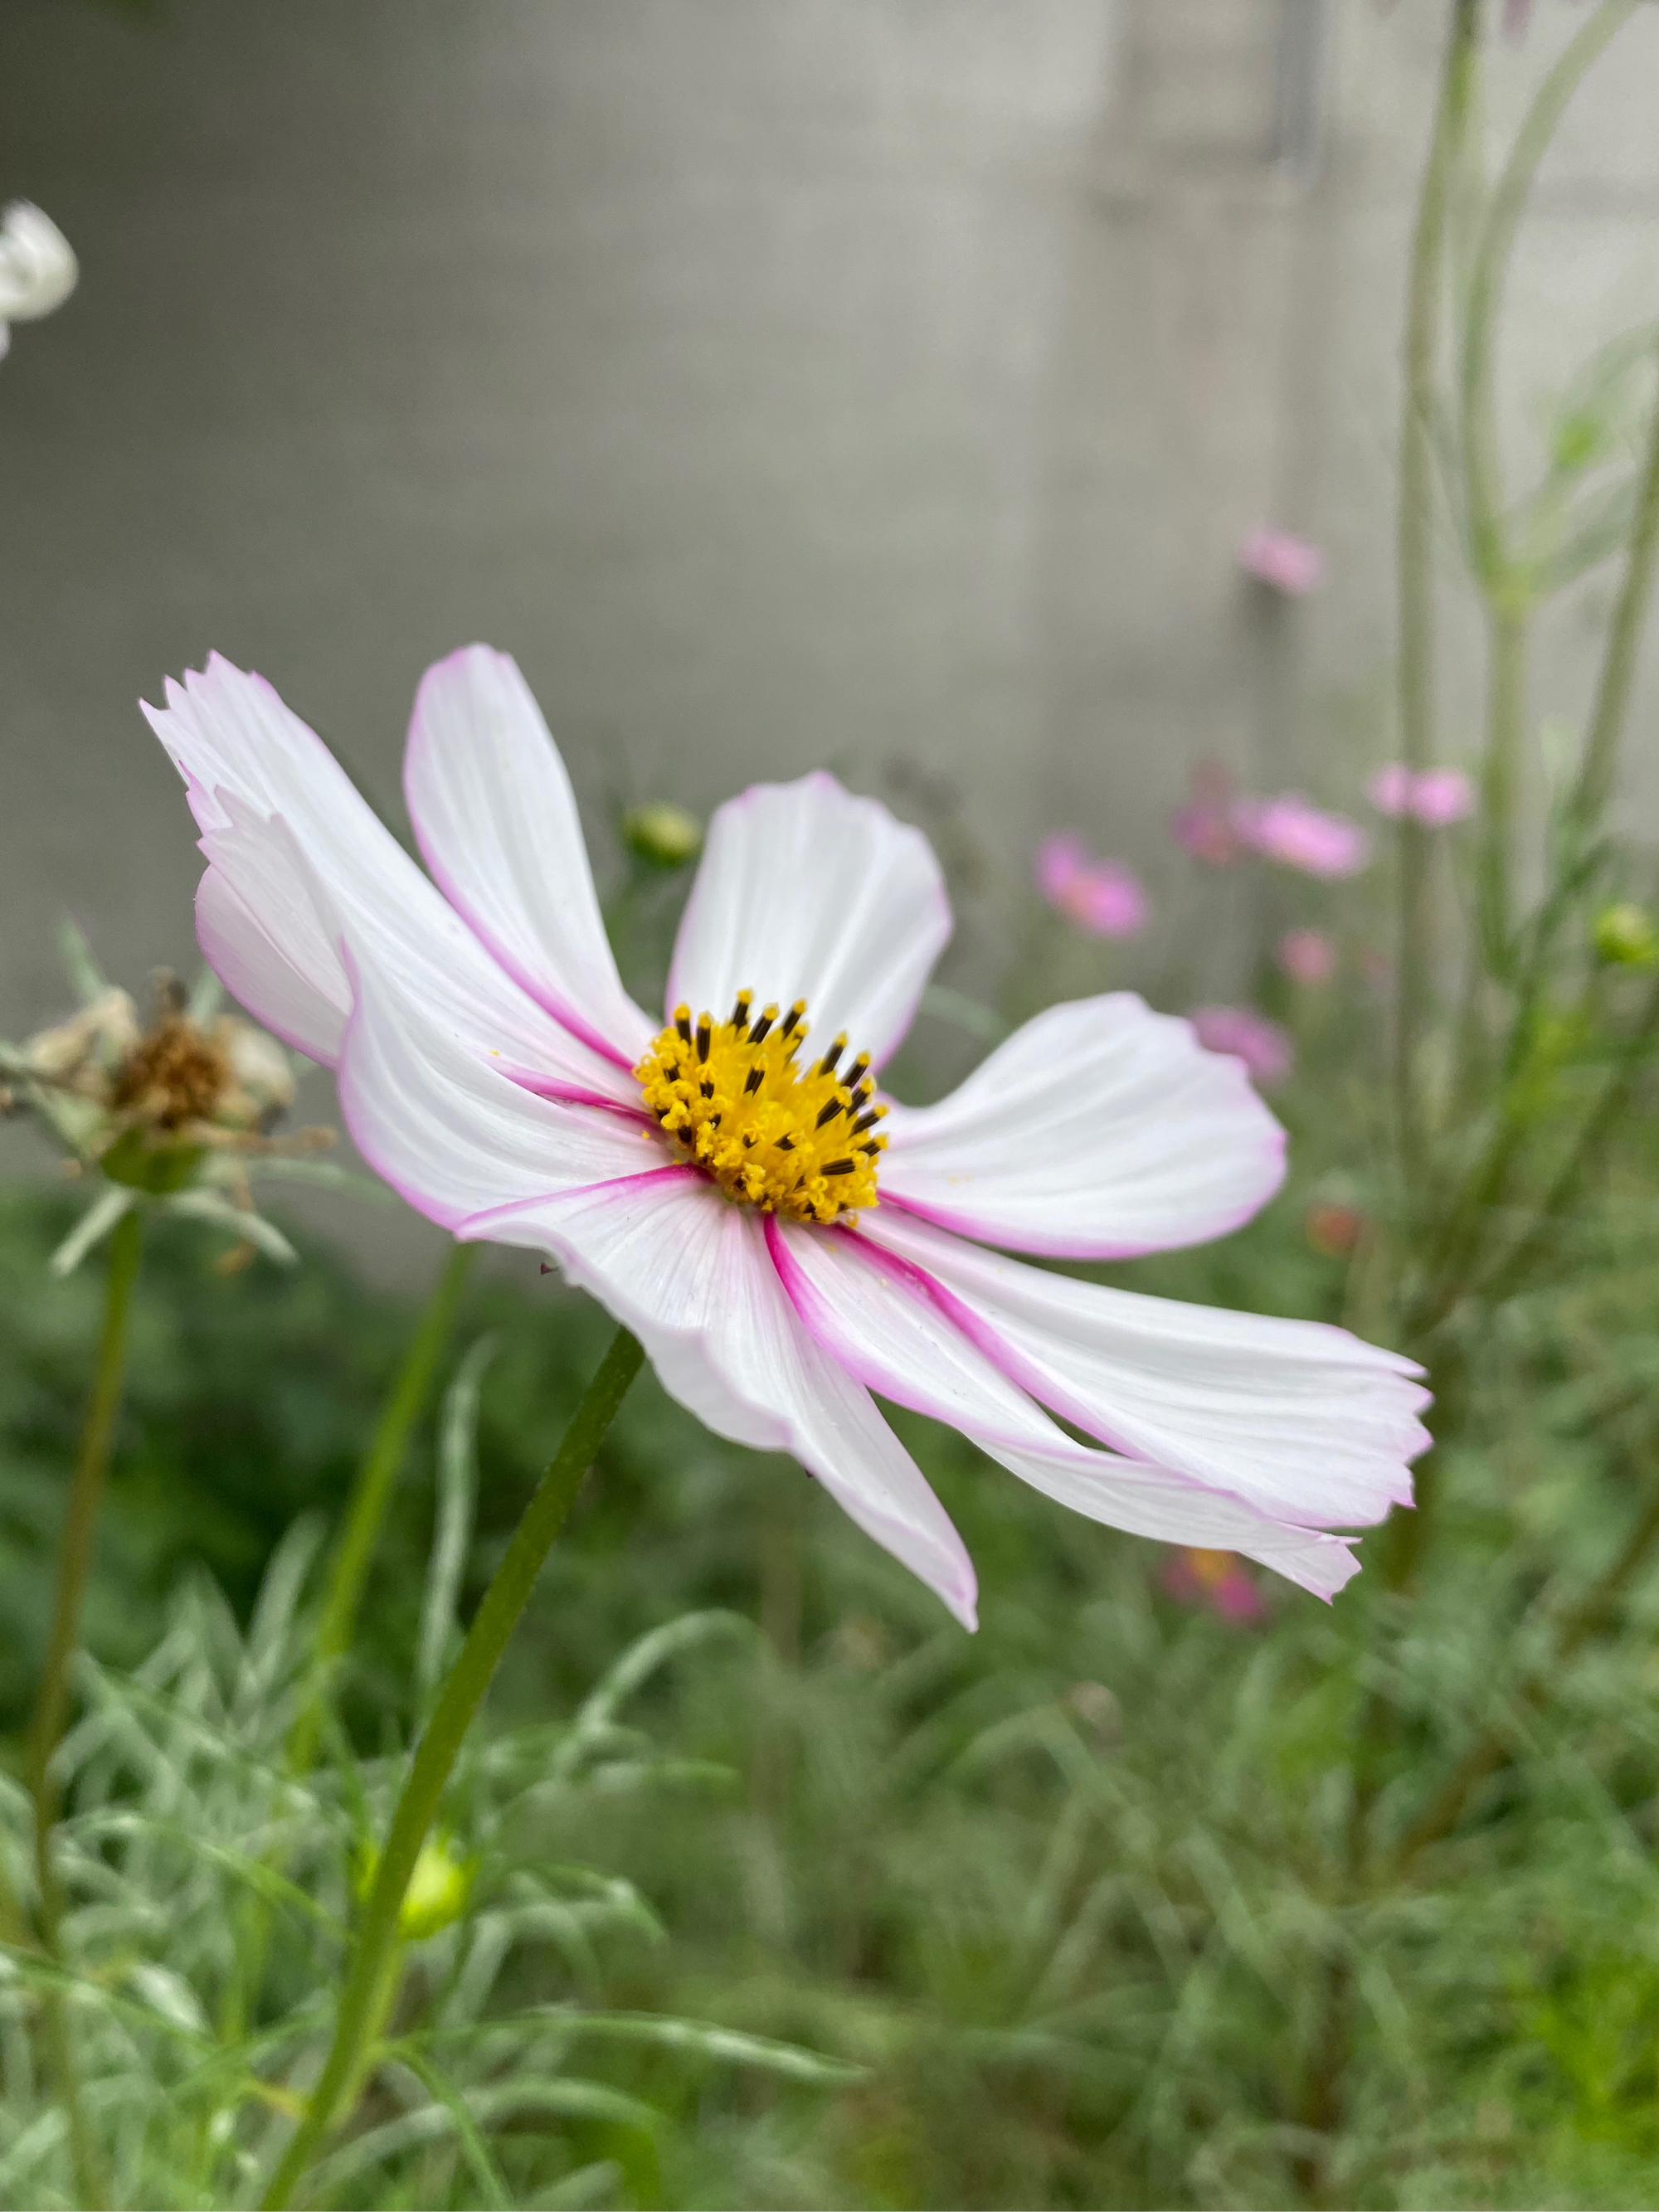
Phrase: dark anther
[
  {"left": 781, "top": 1001, "right": 805, "bottom": 1039},
  {"left": 748, "top": 1004, "right": 777, "bottom": 1046},
  {"left": 815, "top": 1096, "right": 845, "bottom": 1129},
  {"left": 729, "top": 991, "right": 752, "bottom": 1032},
  {"left": 675, "top": 1006, "right": 693, "bottom": 1044},
  {"left": 817, "top": 1034, "right": 847, "bottom": 1076},
  {"left": 848, "top": 1082, "right": 872, "bottom": 1112},
  {"left": 778, "top": 1134, "right": 795, "bottom": 1151},
  {"left": 743, "top": 1067, "right": 764, "bottom": 1094},
  {"left": 700, "top": 1079, "right": 715, "bottom": 1098},
  {"left": 859, "top": 1140, "right": 882, "bottom": 1156},
  {"left": 696, "top": 1018, "right": 712, "bottom": 1061},
  {"left": 845, "top": 1053, "right": 870, "bottom": 1087},
  {"left": 822, "top": 1158, "right": 855, "bottom": 1176},
  {"left": 851, "top": 1107, "right": 883, "bottom": 1135}
]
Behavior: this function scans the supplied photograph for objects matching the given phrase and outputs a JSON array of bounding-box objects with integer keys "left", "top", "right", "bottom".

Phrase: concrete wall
[{"left": 2, "top": 0, "right": 1656, "bottom": 1266}]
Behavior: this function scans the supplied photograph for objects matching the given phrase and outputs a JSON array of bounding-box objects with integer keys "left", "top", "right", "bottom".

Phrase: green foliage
[{"left": 5, "top": 1161, "right": 1659, "bottom": 2205}]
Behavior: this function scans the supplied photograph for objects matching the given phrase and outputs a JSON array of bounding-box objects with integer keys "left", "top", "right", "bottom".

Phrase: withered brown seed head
[{"left": 112, "top": 1014, "right": 233, "bottom": 1132}]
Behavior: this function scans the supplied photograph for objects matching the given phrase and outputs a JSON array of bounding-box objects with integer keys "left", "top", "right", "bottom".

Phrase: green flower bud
[
  {"left": 622, "top": 802, "right": 702, "bottom": 871},
  {"left": 397, "top": 1834, "right": 474, "bottom": 1942},
  {"left": 1593, "top": 902, "right": 1659, "bottom": 970}
]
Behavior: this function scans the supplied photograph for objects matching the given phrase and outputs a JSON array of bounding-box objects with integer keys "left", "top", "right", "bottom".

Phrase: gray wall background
[{"left": 2, "top": 0, "right": 1657, "bottom": 1269}]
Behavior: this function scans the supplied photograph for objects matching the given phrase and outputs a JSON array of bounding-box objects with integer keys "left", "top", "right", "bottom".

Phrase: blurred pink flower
[
  {"left": 1235, "top": 794, "right": 1369, "bottom": 878},
  {"left": 1367, "top": 763, "right": 1475, "bottom": 827},
  {"left": 1189, "top": 1005, "right": 1293, "bottom": 1089},
  {"left": 1162, "top": 1547, "right": 1267, "bottom": 1623},
  {"left": 1277, "top": 928, "right": 1336, "bottom": 986},
  {"left": 1035, "top": 833, "right": 1148, "bottom": 939},
  {"left": 1171, "top": 763, "right": 1241, "bottom": 866},
  {"left": 1237, "top": 527, "right": 1324, "bottom": 597},
  {"left": 1504, "top": 0, "right": 1536, "bottom": 36}
]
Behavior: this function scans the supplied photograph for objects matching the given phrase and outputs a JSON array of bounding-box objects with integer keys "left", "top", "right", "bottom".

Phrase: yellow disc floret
[{"left": 635, "top": 992, "right": 888, "bottom": 1224}]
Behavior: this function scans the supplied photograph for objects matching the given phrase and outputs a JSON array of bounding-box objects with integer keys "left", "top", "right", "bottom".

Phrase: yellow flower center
[{"left": 635, "top": 992, "right": 888, "bottom": 1224}]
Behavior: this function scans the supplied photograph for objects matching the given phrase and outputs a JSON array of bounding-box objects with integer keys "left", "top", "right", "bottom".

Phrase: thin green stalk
[
  {"left": 1477, "top": 608, "right": 1527, "bottom": 975},
  {"left": 1454, "top": 0, "right": 1642, "bottom": 1073},
  {"left": 260, "top": 1323, "right": 644, "bottom": 2212},
  {"left": 289, "top": 1238, "right": 478, "bottom": 1772},
  {"left": 1394, "top": 0, "right": 1479, "bottom": 1176},
  {"left": 1459, "top": 0, "right": 1636, "bottom": 587},
  {"left": 1570, "top": 340, "right": 1659, "bottom": 831},
  {"left": 25, "top": 1203, "right": 144, "bottom": 2211}
]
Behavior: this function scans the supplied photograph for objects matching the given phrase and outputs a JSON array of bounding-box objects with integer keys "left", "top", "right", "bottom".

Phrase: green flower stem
[
  {"left": 260, "top": 1323, "right": 644, "bottom": 2212},
  {"left": 25, "top": 1202, "right": 144, "bottom": 2212},
  {"left": 27, "top": 1204, "right": 144, "bottom": 1914},
  {"left": 1457, "top": 0, "right": 1639, "bottom": 1073},
  {"left": 1477, "top": 606, "right": 1528, "bottom": 975},
  {"left": 1571, "top": 338, "right": 1659, "bottom": 833},
  {"left": 1460, "top": 0, "right": 1636, "bottom": 588},
  {"left": 1394, "top": 0, "right": 1478, "bottom": 1179},
  {"left": 289, "top": 1237, "right": 479, "bottom": 1772}
]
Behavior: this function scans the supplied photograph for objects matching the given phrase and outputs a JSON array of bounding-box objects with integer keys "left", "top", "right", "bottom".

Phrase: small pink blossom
[
  {"left": 1237, "top": 527, "right": 1324, "bottom": 597},
  {"left": 1189, "top": 1005, "right": 1294, "bottom": 1089},
  {"left": 1162, "top": 1547, "right": 1267, "bottom": 1623},
  {"left": 1277, "top": 929, "right": 1336, "bottom": 987},
  {"left": 1171, "top": 764, "right": 1241, "bottom": 867},
  {"left": 1367, "top": 763, "right": 1475, "bottom": 827},
  {"left": 1035, "top": 833, "right": 1148, "bottom": 940},
  {"left": 1235, "top": 794, "right": 1369, "bottom": 878}
]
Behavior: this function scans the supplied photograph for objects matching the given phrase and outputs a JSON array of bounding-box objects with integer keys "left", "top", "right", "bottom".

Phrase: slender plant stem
[
  {"left": 1460, "top": 0, "right": 1635, "bottom": 587},
  {"left": 1477, "top": 608, "right": 1527, "bottom": 974},
  {"left": 1571, "top": 340, "right": 1659, "bottom": 832},
  {"left": 288, "top": 1237, "right": 479, "bottom": 1772},
  {"left": 260, "top": 1323, "right": 644, "bottom": 2212},
  {"left": 1394, "top": 0, "right": 1479, "bottom": 1179},
  {"left": 1456, "top": 0, "right": 1645, "bottom": 1058},
  {"left": 24, "top": 1203, "right": 144, "bottom": 2212},
  {"left": 27, "top": 1205, "right": 144, "bottom": 1907}
]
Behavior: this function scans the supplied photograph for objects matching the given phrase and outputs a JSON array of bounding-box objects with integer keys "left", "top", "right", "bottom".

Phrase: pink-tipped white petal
[
  {"left": 145, "top": 655, "right": 636, "bottom": 1106},
  {"left": 770, "top": 1216, "right": 1360, "bottom": 1599},
  {"left": 336, "top": 930, "right": 658, "bottom": 1231},
  {"left": 879, "top": 995, "right": 1286, "bottom": 1258},
  {"left": 462, "top": 1171, "right": 977, "bottom": 1627},
  {"left": 405, "top": 646, "right": 654, "bottom": 1068},
  {"left": 667, "top": 772, "right": 950, "bottom": 1067},
  {"left": 861, "top": 1208, "right": 1426, "bottom": 1529}
]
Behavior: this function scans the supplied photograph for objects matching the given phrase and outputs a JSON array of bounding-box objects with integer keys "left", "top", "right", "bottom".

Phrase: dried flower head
[{"left": 2, "top": 940, "right": 338, "bottom": 1274}]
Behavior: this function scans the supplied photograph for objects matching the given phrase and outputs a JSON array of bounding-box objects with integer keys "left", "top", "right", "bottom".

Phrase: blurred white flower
[{"left": 0, "top": 200, "right": 78, "bottom": 361}]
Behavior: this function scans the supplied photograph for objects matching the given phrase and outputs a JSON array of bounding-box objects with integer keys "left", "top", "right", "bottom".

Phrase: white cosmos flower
[
  {"left": 0, "top": 202, "right": 78, "bottom": 362},
  {"left": 145, "top": 646, "right": 1427, "bottom": 1627}
]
